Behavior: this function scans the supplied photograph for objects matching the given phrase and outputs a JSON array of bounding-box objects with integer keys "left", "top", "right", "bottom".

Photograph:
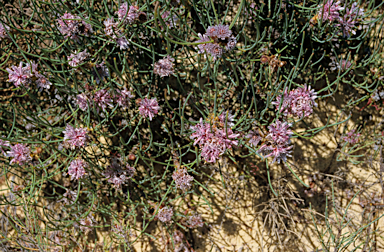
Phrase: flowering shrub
[{"left": 0, "top": 0, "right": 384, "bottom": 251}]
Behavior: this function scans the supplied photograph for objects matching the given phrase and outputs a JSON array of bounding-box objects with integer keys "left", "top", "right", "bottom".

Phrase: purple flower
[
  {"left": 0, "top": 23, "right": 10, "bottom": 39},
  {"left": 63, "top": 125, "right": 88, "bottom": 149},
  {"left": 266, "top": 120, "right": 292, "bottom": 145},
  {"left": 246, "top": 130, "right": 263, "bottom": 147},
  {"left": 117, "top": 4, "right": 141, "bottom": 24},
  {"left": 153, "top": 55, "right": 175, "bottom": 77},
  {"left": 68, "top": 50, "right": 90, "bottom": 67},
  {"left": 186, "top": 214, "right": 203, "bottom": 228},
  {"left": 139, "top": 97, "right": 160, "bottom": 121},
  {"left": 35, "top": 73, "right": 52, "bottom": 91},
  {"left": 104, "top": 18, "right": 130, "bottom": 49},
  {"left": 189, "top": 119, "right": 214, "bottom": 146},
  {"left": 115, "top": 88, "right": 134, "bottom": 108},
  {"left": 318, "top": 0, "right": 343, "bottom": 23},
  {"left": 7, "top": 143, "right": 31, "bottom": 165},
  {"left": 157, "top": 206, "right": 173, "bottom": 223},
  {"left": 341, "top": 129, "right": 361, "bottom": 145},
  {"left": 57, "top": 12, "right": 93, "bottom": 41},
  {"left": 226, "top": 36, "right": 237, "bottom": 51},
  {"left": 93, "top": 89, "right": 113, "bottom": 112},
  {"left": 337, "top": 3, "right": 364, "bottom": 37},
  {"left": 6, "top": 62, "right": 32, "bottom": 87},
  {"left": 272, "top": 85, "right": 318, "bottom": 118},
  {"left": 68, "top": 158, "right": 87, "bottom": 180},
  {"left": 76, "top": 93, "right": 89, "bottom": 111},
  {"left": 206, "top": 24, "right": 232, "bottom": 39},
  {"left": 196, "top": 33, "right": 211, "bottom": 54},
  {"left": 172, "top": 168, "right": 194, "bottom": 190},
  {"left": 189, "top": 116, "right": 239, "bottom": 163},
  {"left": 257, "top": 120, "right": 293, "bottom": 164},
  {"left": 201, "top": 142, "right": 222, "bottom": 163},
  {"left": 206, "top": 43, "right": 223, "bottom": 60}
]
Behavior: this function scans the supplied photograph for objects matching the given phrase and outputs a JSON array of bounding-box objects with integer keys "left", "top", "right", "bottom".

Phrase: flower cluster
[
  {"left": 186, "top": 214, "right": 204, "bottom": 228},
  {"left": 68, "top": 50, "right": 90, "bottom": 67},
  {"left": 258, "top": 120, "right": 293, "bottom": 164},
  {"left": 0, "top": 23, "right": 10, "bottom": 39},
  {"left": 6, "top": 61, "right": 51, "bottom": 90},
  {"left": 7, "top": 143, "right": 31, "bottom": 165},
  {"left": 190, "top": 111, "right": 239, "bottom": 163},
  {"left": 196, "top": 24, "right": 237, "bottom": 60},
  {"left": 57, "top": 12, "right": 93, "bottom": 41},
  {"left": 317, "top": 1, "right": 364, "bottom": 37},
  {"left": 272, "top": 85, "right": 318, "bottom": 118},
  {"left": 117, "top": 3, "right": 145, "bottom": 24},
  {"left": 172, "top": 167, "right": 194, "bottom": 191},
  {"left": 157, "top": 206, "right": 173, "bottom": 223},
  {"left": 372, "top": 89, "right": 384, "bottom": 102},
  {"left": 246, "top": 129, "right": 263, "bottom": 147},
  {"left": 68, "top": 158, "right": 87, "bottom": 180},
  {"left": 139, "top": 97, "right": 160, "bottom": 121},
  {"left": 77, "top": 88, "right": 133, "bottom": 112},
  {"left": 104, "top": 18, "right": 130, "bottom": 50},
  {"left": 63, "top": 125, "right": 88, "bottom": 149},
  {"left": 153, "top": 55, "right": 175, "bottom": 77},
  {"left": 341, "top": 129, "right": 361, "bottom": 145},
  {"left": 102, "top": 158, "right": 135, "bottom": 188}
]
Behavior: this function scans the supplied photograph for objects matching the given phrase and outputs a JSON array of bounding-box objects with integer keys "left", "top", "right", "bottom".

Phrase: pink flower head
[
  {"left": 246, "top": 129, "right": 263, "bottom": 147},
  {"left": 93, "top": 89, "right": 113, "bottom": 112},
  {"left": 157, "top": 206, "right": 173, "bottom": 223},
  {"left": 7, "top": 143, "right": 31, "bottom": 165},
  {"left": 68, "top": 50, "right": 90, "bottom": 67},
  {"left": 272, "top": 85, "right": 317, "bottom": 118},
  {"left": 68, "top": 158, "right": 87, "bottom": 180},
  {"left": 76, "top": 93, "right": 89, "bottom": 111},
  {"left": 214, "top": 128, "right": 239, "bottom": 150},
  {"left": 337, "top": 3, "right": 364, "bottom": 37},
  {"left": 258, "top": 143, "right": 293, "bottom": 164},
  {"left": 266, "top": 120, "right": 292, "bottom": 146},
  {"left": 117, "top": 3, "right": 140, "bottom": 24},
  {"left": 6, "top": 62, "right": 33, "bottom": 88},
  {"left": 153, "top": 55, "right": 175, "bottom": 77},
  {"left": 226, "top": 36, "right": 237, "bottom": 51},
  {"left": 206, "top": 43, "right": 223, "bottom": 60},
  {"left": 189, "top": 119, "right": 214, "bottom": 146},
  {"left": 63, "top": 125, "right": 88, "bottom": 149},
  {"left": 201, "top": 142, "right": 221, "bottom": 163},
  {"left": 341, "top": 129, "right": 361, "bottom": 145},
  {"left": 35, "top": 73, "right": 52, "bottom": 91},
  {"left": 57, "top": 12, "right": 93, "bottom": 41},
  {"left": 258, "top": 120, "right": 293, "bottom": 164},
  {"left": 139, "top": 97, "right": 160, "bottom": 121},
  {"left": 215, "top": 24, "right": 232, "bottom": 40},
  {"left": 196, "top": 33, "right": 211, "bottom": 54},
  {"left": 172, "top": 167, "right": 194, "bottom": 191},
  {"left": 115, "top": 88, "right": 134, "bottom": 108},
  {"left": 187, "top": 214, "right": 204, "bottom": 228},
  {"left": 318, "top": 0, "right": 343, "bottom": 23},
  {"left": 104, "top": 18, "right": 129, "bottom": 49},
  {"left": 0, "top": 23, "right": 10, "bottom": 39}
]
